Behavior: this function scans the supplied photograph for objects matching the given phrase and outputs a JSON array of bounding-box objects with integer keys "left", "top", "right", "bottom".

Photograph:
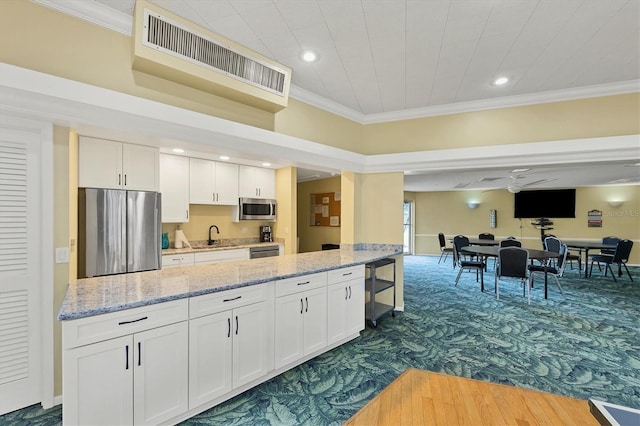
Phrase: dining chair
[
  {"left": 478, "top": 233, "right": 495, "bottom": 240},
  {"left": 589, "top": 236, "right": 621, "bottom": 272},
  {"left": 437, "top": 233, "right": 454, "bottom": 265},
  {"left": 543, "top": 236, "right": 562, "bottom": 268},
  {"left": 528, "top": 243, "right": 568, "bottom": 298},
  {"left": 499, "top": 239, "right": 522, "bottom": 248},
  {"left": 589, "top": 239, "right": 634, "bottom": 282},
  {"left": 453, "top": 235, "right": 485, "bottom": 290},
  {"left": 495, "top": 247, "right": 530, "bottom": 303}
]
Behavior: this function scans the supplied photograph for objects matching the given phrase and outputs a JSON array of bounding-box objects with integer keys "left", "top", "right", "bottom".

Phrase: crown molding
[
  {"left": 32, "top": 0, "right": 132, "bottom": 35},
  {"left": 27, "top": 0, "right": 640, "bottom": 125}
]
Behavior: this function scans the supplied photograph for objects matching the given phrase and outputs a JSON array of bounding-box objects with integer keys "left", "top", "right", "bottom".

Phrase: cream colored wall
[
  {"left": 275, "top": 167, "right": 297, "bottom": 254},
  {"left": 410, "top": 185, "right": 640, "bottom": 264},
  {"left": 161, "top": 205, "right": 273, "bottom": 245},
  {"left": 297, "top": 176, "right": 342, "bottom": 253},
  {"left": 0, "top": 0, "right": 274, "bottom": 130},
  {"left": 361, "top": 94, "right": 640, "bottom": 154},
  {"left": 274, "top": 99, "right": 363, "bottom": 152}
]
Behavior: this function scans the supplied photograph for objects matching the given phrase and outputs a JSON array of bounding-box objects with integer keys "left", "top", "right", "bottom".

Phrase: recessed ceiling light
[
  {"left": 262, "top": 162, "right": 271, "bottom": 167},
  {"left": 172, "top": 148, "right": 184, "bottom": 153},
  {"left": 493, "top": 76, "right": 509, "bottom": 86},
  {"left": 301, "top": 50, "right": 317, "bottom": 62},
  {"left": 219, "top": 155, "right": 230, "bottom": 161}
]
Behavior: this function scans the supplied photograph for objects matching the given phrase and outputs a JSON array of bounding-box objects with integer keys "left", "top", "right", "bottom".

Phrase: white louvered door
[{"left": 0, "top": 126, "right": 41, "bottom": 415}]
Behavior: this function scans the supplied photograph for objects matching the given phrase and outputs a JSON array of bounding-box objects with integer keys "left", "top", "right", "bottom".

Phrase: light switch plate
[{"left": 56, "top": 247, "right": 69, "bottom": 263}]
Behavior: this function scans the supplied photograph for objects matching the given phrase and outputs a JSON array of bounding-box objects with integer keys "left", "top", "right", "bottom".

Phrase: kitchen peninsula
[{"left": 58, "top": 246, "right": 401, "bottom": 425}]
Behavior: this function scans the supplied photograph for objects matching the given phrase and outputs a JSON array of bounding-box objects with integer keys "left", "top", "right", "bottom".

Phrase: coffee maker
[{"left": 259, "top": 225, "right": 272, "bottom": 242}]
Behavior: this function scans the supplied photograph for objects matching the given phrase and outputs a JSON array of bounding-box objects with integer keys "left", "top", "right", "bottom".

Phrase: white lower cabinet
[
  {"left": 62, "top": 321, "right": 188, "bottom": 426},
  {"left": 327, "top": 266, "right": 366, "bottom": 345},
  {"left": 274, "top": 274, "right": 328, "bottom": 369},
  {"left": 188, "top": 285, "right": 273, "bottom": 409}
]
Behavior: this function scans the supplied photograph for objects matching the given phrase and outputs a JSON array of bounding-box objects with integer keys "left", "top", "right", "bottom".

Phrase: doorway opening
[{"left": 403, "top": 201, "right": 414, "bottom": 254}]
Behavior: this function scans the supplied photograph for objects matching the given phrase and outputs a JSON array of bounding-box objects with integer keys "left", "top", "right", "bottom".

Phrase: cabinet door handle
[
  {"left": 297, "top": 281, "right": 310, "bottom": 286},
  {"left": 235, "top": 315, "right": 239, "bottom": 335},
  {"left": 125, "top": 345, "right": 129, "bottom": 370},
  {"left": 345, "top": 287, "right": 348, "bottom": 300},
  {"left": 138, "top": 341, "right": 141, "bottom": 366},
  {"left": 118, "top": 316, "right": 148, "bottom": 325},
  {"left": 212, "top": 193, "right": 215, "bottom": 202},
  {"left": 186, "top": 209, "right": 189, "bottom": 219},
  {"left": 124, "top": 174, "right": 127, "bottom": 186},
  {"left": 223, "top": 296, "right": 242, "bottom": 302},
  {"left": 305, "top": 297, "right": 309, "bottom": 312},
  {"left": 300, "top": 298, "right": 303, "bottom": 314},
  {"left": 348, "top": 286, "right": 352, "bottom": 298},
  {"left": 227, "top": 317, "right": 231, "bottom": 338},
  {"left": 118, "top": 173, "right": 121, "bottom": 186}
]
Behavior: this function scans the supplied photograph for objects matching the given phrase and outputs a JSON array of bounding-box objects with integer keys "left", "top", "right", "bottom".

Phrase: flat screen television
[{"left": 514, "top": 189, "right": 576, "bottom": 218}]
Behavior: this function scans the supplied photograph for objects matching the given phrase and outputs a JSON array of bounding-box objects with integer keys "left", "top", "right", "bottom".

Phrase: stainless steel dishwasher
[{"left": 249, "top": 245, "right": 280, "bottom": 259}]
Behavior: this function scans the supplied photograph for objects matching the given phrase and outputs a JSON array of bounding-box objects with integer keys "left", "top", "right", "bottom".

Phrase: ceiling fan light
[{"left": 508, "top": 184, "right": 521, "bottom": 193}]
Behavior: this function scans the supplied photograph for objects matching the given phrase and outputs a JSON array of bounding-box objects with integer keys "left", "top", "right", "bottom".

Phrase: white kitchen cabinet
[
  {"left": 62, "top": 300, "right": 189, "bottom": 425},
  {"left": 160, "top": 154, "right": 190, "bottom": 223},
  {"left": 162, "top": 253, "right": 195, "bottom": 268},
  {"left": 274, "top": 273, "right": 327, "bottom": 369},
  {"left": 194, "top": 248, "right": 249, "bottom": 265},
  {"left": 238, "top": 165, "right": 275, "bottom": 199},
  {"left": 327, "top": 266, "right": 365, "bottom": 345},
  {"left": 79, "top": 136, "right": 159, "bottom": 191},
  {"left": 189, "top": 285, "right": 272, "bottom": 409},
  {"left": 189, "top": 158, "right": 238, "bottom": 205}
]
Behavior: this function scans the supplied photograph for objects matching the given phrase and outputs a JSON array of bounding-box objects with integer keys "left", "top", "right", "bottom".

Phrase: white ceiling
[{"left": 32, "top": 0, "right": 640, "bottom": 190}]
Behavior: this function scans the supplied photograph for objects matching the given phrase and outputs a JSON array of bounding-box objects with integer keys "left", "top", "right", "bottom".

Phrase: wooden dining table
[
  {"left": 344, "top": 368, "right": 598, "bottom": 426},
  {"left": 562, "top": 240, "right": 617, "bottom": 278},
  {"left": 462, "top": 245, "right": 558, "bottom": 299}
]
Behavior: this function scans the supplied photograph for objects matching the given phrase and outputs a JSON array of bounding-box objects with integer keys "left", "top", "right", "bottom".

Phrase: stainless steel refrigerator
[{"left": 78, "top": 188, "right": 162, "bottom": 278}]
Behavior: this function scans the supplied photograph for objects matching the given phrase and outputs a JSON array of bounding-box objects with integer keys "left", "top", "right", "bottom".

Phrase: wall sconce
[
  {"left": 608, "top": 200, "right": 624, "bottom": 207},
  {"left": 467, "top": 202, "right": 479, "bottom": 209}
]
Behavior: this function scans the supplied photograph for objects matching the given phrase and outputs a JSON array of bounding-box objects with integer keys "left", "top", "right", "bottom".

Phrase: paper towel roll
[{"left": 174, "top": 230, "right": 191, "bottom": 249}]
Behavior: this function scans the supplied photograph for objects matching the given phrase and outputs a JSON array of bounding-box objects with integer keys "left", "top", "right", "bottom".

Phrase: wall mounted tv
[{"left": 514, "top": 189, "right": 576, "bottom": 218}]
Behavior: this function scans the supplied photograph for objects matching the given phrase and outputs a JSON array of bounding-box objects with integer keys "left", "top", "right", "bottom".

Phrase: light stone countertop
[
  {"left": 58, "top": 247, "right": 401, "bottom": 321},
  {"left": 162, "top": 240, "right": 282, "bottom": 255}
]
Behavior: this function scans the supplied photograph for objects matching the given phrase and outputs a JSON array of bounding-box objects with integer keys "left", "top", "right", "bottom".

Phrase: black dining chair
[
  {"left": 478, "top": 233, "right": 495, "bottom": 240},
  {"left": 589, "top": 239, "right": 634, "bottom": 282},
  {"left": 495, "top": 247, "right": 530, "bottom": 303},
  {"left": 529, "top": 243, "right": 568, "bottom": 298},
  {"left": 500, "top": 239, "right": 522, "bottom": 248},
  {"left": 589, "top": 236, "right": 621, "bottom": 272},
  {"left": 453, "top": 235, "right": 485, "bottom": 291},
  {"left": 437, "top": 233, "right": 454, "bottom": 265}
]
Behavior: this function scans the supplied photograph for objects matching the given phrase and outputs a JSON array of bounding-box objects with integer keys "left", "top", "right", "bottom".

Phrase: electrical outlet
[{"left": 56, "top": 247, "right": 69, "bottom": 263}]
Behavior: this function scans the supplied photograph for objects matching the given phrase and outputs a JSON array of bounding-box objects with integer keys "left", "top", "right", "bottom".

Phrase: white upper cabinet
[
  {"left": 189, "top": 158, "right": 238, "bottom": 205},
  {"left": 79, "top": 136, "right": 159, "bottom": 191},
  {"left": 238, "top": 165, "right": 275, "bottom": 199},
  {"left": 159, "top": 154, "right": 189, "bottom": 223}
]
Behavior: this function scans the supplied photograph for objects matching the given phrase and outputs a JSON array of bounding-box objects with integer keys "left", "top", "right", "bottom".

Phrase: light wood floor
[{"left": 344, "top": 368, "right": 598, "bottom": 426}]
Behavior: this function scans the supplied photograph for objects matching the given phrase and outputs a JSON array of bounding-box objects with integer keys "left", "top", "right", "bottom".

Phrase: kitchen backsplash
[{"left": 162, "top": 204, "right": 273, "bottom": 247}]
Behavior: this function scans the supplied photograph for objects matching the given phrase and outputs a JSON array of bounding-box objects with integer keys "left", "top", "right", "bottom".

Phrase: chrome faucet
[{"left": 208, "top": 225, "right": 220, "bottom": 245}]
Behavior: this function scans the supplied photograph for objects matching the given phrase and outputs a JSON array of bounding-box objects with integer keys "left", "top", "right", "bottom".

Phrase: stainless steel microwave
[{"left": 239, "top": 197, "right": 276, "bottom": 221}]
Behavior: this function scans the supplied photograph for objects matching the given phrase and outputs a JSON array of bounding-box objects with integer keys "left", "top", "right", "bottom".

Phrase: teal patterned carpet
[{"left": 3, "top": 255, "right": 639, "bottom": 425}]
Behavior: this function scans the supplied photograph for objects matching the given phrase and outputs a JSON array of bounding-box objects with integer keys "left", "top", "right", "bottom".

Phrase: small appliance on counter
[{"left": 260, "top": 225, "right": 272, "bottom": 242}]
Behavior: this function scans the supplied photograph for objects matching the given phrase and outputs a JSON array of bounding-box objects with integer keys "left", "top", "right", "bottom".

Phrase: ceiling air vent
[{"left": 132, "top": 1, "right": 291, "bottom": 112}]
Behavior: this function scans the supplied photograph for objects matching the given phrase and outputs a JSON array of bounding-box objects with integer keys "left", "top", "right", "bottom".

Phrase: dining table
[
  {"left": 562, "top": 240, "right": 617, "bottom": 278},
  {"left": 462, "top": 245, "right": 559, "bottom": 299}
]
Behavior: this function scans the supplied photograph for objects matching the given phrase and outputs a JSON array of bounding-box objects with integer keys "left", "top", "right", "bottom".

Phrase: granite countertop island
[{"left": 59, "top": 247, "right": 401, "bottom": 321}]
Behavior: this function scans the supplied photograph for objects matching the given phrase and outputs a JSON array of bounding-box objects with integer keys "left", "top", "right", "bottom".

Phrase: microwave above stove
[{"left": 239, "top": 197, "right": 276, "bottom": 221}]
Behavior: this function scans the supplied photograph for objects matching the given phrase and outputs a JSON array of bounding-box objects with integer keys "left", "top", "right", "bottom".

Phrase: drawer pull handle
[
  {"left": 343, "top": 272, "right": 353, "bottom": 276},
  {"left": 297, "top": 281, "right": 311, "bottom": 286},
  {"left": 223, "top": 296, "right": 242, "bottom": 302},
  {"left": 118, "top": 316, "right": 148, "bottom": 325},
  {"left": 125, "top": 345, "right": 129, "bottom": 370}
]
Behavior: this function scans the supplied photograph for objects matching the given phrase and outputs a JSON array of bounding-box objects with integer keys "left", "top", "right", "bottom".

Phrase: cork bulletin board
[{"left": 310, "top": 192, "right": 341, "bottom": 226}]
